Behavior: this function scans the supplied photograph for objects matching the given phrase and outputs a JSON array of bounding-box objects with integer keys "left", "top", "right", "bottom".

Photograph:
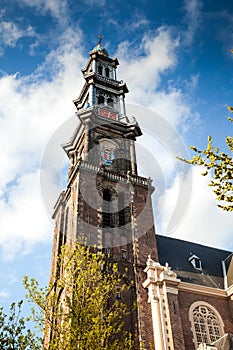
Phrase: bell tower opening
[
  {"left": 105, "top": 67, "right": 110, "bottom": 77},
  {"left": 97, "top": 94, "right": 104, "bottom": 105},
  {"left": 107, "top": 97, "right": 114, "bottom": 108},
  {"left": 98, "top": 64, "right": 103, "bottom": 75}
]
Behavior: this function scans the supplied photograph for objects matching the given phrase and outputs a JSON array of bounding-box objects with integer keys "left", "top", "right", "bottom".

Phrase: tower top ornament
[
  {"left": 90, "top": 34, "right": 108, "bottom": 56},
  {"left": 98, "top": 34, "right": 104, "bottom": 44}
]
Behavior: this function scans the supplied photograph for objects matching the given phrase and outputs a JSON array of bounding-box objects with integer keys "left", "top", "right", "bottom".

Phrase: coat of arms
[{"left": 100, "top": 141, "right": 115, "bottom": 166}]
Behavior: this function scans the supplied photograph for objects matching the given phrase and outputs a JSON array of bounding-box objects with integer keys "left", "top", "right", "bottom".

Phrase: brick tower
[
  {"left": 49, "top": 36, "right": 158, "bottom": 349},
  {"left": 48, "top": 37, "right": 233, "bottom": 350}
]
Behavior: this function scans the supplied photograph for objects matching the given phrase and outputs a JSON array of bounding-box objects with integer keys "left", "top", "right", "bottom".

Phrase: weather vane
[{"left": 98, "top": 34, "right": 104, "bottom": 44}]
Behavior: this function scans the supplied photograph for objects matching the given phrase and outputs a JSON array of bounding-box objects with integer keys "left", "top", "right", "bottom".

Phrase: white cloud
[
  {"left": 116, "top": 27, "right": 200, "bottom": 129},
  {"left": 0, "top": 171, "right": 53, "bottom": 260},
  {"left": 109, "top": 11, "right": 149, "bottom": 32},
  {"left": 183, "top": 0, "right": 203, "bottom": 45},
  {"left": 0, "top": 288, "right": 10, "bottom": 299},
  {"left": 0, "top": 20, "right": 35, "bottom": 54},
  {"left": 0, "top": 29, "right": 85, "bottom": 258},
  {"left": 116, "top": 26, "right": 229, "bottom": 253},
  {"left": 158, "top": 166, "right": 233, "bottom": 251},
  {"left": 21, "top": 0, "right": 69, "bottom": 22},
  {"left": 149, "top": 86, "right": 200, "bottom": 129},
  {"left": 116, "top": 27, "right": 179, "bottom": 105}
]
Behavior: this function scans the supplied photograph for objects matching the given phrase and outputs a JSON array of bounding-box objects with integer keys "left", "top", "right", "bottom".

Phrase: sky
[{"left": 0, "top": 0, "right": 233, "bottom": 317}]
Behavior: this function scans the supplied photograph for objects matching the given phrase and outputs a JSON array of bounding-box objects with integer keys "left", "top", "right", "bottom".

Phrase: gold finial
[{"left": 98, "top": 34, "right": 104, "bottom": 44}]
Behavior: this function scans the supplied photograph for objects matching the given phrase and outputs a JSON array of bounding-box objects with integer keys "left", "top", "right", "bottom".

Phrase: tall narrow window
[
  {"left": 97, "top": 95, "right": 104, "bottom": 105},
  {"left": 190, "top": 302, "right": 223, "bottom": 347},
  {"left": 107, "top": 97, "right": 114, "bottom": 108},
  {"left": 103, "top": 189, "right": 111, "bottom": 227},
  {"left": 121, "top": 249, "right": 127, "bottom": 259},
  {"left": 58, "top": 210, "right": 65, "bottom": 255},
  {"left": 98, "top": 65, "right": 103, "bottom": 75},
  {"left": 63, "top": 207, "right": 69, "bottom": 245},
  {"left": 118, "top": 192, "right": 125, "bottom": 226},
  {"left": 105, "top": 67, "right": 110, "bottom": 78}
]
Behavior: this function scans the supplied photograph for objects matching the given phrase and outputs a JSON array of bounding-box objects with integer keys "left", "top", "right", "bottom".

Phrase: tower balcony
[
  {"left": 83, "top": 71, "right": 129, "bottom": 93},
  {"left": 83, "top": 71, "right": 120, "bottom": 86},
  {"left": 67, "top": 159, "right": 153, "bottom": 190},
  {"left": 94, "top": 73, "right": 123, "bottom": 87}
]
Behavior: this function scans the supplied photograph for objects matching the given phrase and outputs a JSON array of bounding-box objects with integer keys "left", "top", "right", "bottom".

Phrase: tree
[
  {"left": 179, "top": 106, "right": 233, "bottom": 211},
  {"left": 23, "top": 243, "right": 134, "bottom": 350},
  {"left": 0, "top": 300, "right": 41, "bottom": 350}
]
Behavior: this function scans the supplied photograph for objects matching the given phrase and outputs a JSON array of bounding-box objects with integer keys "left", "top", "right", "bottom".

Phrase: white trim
[
  {"left": 189, "top": 301, "right": 224, "bottom": 349},
  {"left": 189, "top": 255, "right": 202, "bottom": 270},
  {"left": 166, "top": 286, "right": 179, "bottom": 295},
  {"left": 222, "top": 259, "right": 228, "bottom": 290},
  {"left": 227, "top": 284, "right": 233, "bottom": 296},
  {"left": 178, "top": 282, "right": 227, "bottom": 297}
]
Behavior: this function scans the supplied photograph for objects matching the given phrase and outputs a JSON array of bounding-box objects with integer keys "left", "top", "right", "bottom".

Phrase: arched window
[
  {"left": 189, "top": 302, "right": 224, "bottom": 347},
  {"left": 98, "top": 65, "right": 103, "bottom": 75},
  {"left": 97, "top": 95, "right": 104, "bottom": 105},
  {"left": 105, "top": 67, "right": 110, "bottom": 78},
  {"left": 107, "top": 97, "right": 114, "bottom": 108}
]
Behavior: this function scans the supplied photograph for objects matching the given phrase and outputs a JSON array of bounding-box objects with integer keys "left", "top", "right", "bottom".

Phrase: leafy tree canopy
[
  {"left": 179, "top": 106, "right": 233, "bottom": 211},
  {"left": 0, "top": 300, "right": 41, "bottom": 350},
  {"left": 24, "top": 243, "right": 134, "bottom": 350}
]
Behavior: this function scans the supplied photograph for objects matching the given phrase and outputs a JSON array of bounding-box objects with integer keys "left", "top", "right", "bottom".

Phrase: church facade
[{"left": 49, "top": 38, "right": 233, "bottom": 350}]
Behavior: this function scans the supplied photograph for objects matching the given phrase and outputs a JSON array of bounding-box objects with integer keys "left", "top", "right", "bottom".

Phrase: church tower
[
  {"left": 49, "top": 36, "right": 158, "bottom": 349},
  {"left": 48, "top": 37, "right": 233, "bottom": 350}
]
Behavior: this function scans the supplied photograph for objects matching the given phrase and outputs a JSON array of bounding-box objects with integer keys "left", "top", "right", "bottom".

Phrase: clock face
[{"left": 100, "top": 139, "right": 116, "bottom": 166}]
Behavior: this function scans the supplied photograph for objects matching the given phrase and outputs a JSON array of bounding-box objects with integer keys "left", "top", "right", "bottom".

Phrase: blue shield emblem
[{"left": 101, "top": 143, "right": 115, "bottom": 166}]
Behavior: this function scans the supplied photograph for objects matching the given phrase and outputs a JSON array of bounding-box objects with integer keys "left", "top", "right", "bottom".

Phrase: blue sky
[{"left": 0, "top": 0, "right": 233, "bottom": 317}]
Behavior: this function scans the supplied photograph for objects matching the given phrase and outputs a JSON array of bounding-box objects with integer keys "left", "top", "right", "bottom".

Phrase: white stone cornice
[
  {"left": 166, "top": 286, "right": 179, "bottom": 295},
  {"left": 178, "top": 281, "right": 227, "bottom": 297},
  {"left": 144, "top": 256, "right": 229, "bottom": 298},
  {"left": 142, "top": 277, "right": 157, "bottom": 289},
  {"left": 226, "top": 284, "right": 233, "bottom": 297}
]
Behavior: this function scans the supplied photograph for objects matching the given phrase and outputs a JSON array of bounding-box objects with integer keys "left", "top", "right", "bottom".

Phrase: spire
[
  {"left": 73, "top": 37, "right": 129, "bottom": 117},
  {"left": 90, "top": 34, "right": 108, "bottom": 56}
]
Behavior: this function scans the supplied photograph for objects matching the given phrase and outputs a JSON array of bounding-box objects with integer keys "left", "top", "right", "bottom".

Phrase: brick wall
[
  {"left": 167, "top": 292, "right": 186, "bottom": 350},
  {"left": 177, "top": 291, "right": 233, "bottom": 349}
]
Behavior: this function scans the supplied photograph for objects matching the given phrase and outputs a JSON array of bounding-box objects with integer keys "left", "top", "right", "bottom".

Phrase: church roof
[{"left": 156, "top": 234, "right": 232, "bottom": 289}]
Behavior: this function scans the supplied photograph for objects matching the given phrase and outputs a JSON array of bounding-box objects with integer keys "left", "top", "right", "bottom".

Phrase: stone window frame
[{"left": 189, "top": 301, "right": 224, "bottom": 348}]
